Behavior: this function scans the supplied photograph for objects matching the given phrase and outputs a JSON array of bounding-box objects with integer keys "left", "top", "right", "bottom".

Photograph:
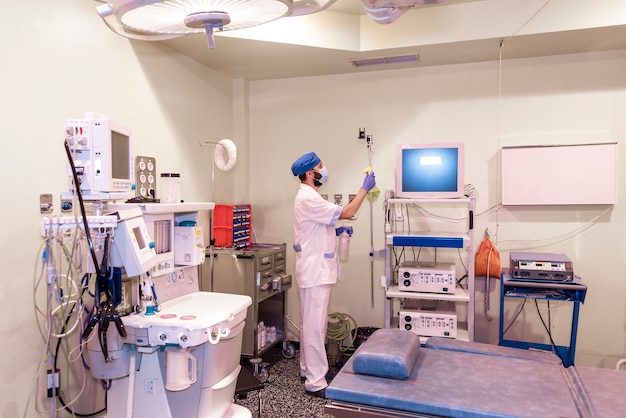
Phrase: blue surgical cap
[{"left": 291, "top": 152, "right": 321, "bottom": 176}]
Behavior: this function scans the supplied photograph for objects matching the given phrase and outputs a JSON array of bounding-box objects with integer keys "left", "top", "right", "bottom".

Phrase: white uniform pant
[{"left": 299, "top": 284, "right": 331, "bottom": 392}]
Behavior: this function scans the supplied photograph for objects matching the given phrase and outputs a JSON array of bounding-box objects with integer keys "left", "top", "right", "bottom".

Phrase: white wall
[
  {"left": 247, "top": 49, "right": 626, "bottom": 369},
  {"left": 1, "top": 1, "right": 236, "bottom": 416}
]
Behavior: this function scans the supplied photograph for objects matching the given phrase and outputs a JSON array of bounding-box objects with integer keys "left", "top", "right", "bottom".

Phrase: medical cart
[{"left": 200, "top": 243, "right": 295, "bottom": 376}]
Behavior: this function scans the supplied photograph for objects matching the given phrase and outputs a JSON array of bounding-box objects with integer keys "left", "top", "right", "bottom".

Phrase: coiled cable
[{"left": 326, "top": 312, "right": 357, "bottom": 352}]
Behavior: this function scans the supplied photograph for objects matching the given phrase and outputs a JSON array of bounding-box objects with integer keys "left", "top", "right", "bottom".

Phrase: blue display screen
[{"left": 401, "top": 147, "right": 459, "bottom": 193}]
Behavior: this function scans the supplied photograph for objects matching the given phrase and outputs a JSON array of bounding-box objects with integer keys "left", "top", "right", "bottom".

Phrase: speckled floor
[{"left": 234, "top": 347, "right": 341, "bottom": 418}]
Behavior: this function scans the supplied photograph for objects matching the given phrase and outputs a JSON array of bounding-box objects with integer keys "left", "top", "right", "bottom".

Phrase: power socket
[
  {"left": 40, "top": 194, "right": 53, "bottom": 214},
  {"left": 334, "top": 194, "right": 343, "bottom": 205}
]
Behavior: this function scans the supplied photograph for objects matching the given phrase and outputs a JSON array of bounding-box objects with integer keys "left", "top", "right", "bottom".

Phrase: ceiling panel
[{"left": 131, "top": 0, "right": 626, "bottom": 80}]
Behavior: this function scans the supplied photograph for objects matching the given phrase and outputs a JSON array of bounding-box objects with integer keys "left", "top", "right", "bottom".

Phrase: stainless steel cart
[{"left": 200, "top": 243, "right": 296, "bottom": 381}]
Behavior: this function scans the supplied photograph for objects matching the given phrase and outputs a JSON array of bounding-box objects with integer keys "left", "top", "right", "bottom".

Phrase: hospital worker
[{"left": 291, "top": 152, "right": 376, "bottom": 397}]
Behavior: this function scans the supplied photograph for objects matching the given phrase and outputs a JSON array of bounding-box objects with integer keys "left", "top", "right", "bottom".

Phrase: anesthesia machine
[{"left": 35, "top": 114, "right": 252, "bottom": 418}]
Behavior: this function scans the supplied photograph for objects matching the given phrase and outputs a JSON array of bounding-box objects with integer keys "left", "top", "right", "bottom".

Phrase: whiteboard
[{"left": 501, "top": 143, "right": 617, "bottom": 205}]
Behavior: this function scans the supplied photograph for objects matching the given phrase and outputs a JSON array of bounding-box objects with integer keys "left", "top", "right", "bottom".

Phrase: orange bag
[{"left": 475, "top": 236, "right": 501, "bottom": 279}]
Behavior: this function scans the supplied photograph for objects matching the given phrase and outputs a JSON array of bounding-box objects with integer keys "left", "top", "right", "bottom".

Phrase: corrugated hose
[{"left": 327, "top": 312, "right": 357, "bottom": 352}]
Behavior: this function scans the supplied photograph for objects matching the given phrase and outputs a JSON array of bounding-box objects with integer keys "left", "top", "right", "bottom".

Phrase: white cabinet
[{"left": 383, "top": 194, "right": 475, "bottom": 342}]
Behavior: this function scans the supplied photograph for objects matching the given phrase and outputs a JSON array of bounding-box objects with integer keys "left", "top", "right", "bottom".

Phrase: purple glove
[
  {"left": 362, "top": 172, "right": 376, "bottom": 192},
  {"left": 335, "top": 225, "right": 354, "bottom": 236}
]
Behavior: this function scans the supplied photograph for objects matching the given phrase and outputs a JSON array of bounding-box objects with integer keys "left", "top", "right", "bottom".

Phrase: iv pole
[
  {"left": 359, "top": 129, "right": 376, "bottom": 308},
  {"left": 199, "top": 140, "right": 219, "bottom": 292},
  {"left": 199, "top": 138, "right": 238, "bottom": 292}
]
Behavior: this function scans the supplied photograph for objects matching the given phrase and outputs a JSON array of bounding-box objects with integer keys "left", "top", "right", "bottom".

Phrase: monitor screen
[
  {"left": 396, "top": 143, "right": 465, "bottom": 199},
  {"left": 111, "top": 129, "right": 131, "bottom": 180}
]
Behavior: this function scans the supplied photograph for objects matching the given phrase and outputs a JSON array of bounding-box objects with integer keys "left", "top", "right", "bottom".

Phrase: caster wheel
[
  {"left": 250, "top": 358, "right": 269, "bottom": 383},
  {"left": 255, "top": 365, "right": 269, "bottom": 383},
  {"left": 282, "top": 342, "right": 296, "bottom": 359}
]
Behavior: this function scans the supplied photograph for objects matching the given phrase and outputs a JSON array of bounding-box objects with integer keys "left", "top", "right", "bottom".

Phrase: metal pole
[
  {"left": 367, "top": 135, "right": 375, "bottom": 308},
  {"left": 199, "top": 140, "right": 218, "bottom": 290}
]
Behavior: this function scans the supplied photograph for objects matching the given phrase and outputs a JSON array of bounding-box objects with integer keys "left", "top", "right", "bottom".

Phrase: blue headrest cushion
[{"left": 352, "top": 329, "right": 420, "bottom": 380}]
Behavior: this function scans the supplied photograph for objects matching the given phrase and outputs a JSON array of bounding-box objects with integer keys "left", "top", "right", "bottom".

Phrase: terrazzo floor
[{"left": 234, "top": 346, "right": 342, "bottom": 418}]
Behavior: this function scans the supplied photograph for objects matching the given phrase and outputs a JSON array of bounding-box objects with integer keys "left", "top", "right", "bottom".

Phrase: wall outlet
[
  {"left": 40, "top": 194, "right": 53, "bottom": 214},
  {"left": 334, "top": 194, "right": 343, "bottom": 205}
]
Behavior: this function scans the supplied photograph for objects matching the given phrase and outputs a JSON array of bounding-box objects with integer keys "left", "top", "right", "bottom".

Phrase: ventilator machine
[{"left": 35, "top": 114, "right": 252, "bottom": 418}]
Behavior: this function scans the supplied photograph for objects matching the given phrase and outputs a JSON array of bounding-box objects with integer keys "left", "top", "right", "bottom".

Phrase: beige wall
[
  {"left": 247, "top": 50, "right": 626, "bottom": 369},
  {"left": 1, "top": 1, "right": 235, "bottom": 416}
]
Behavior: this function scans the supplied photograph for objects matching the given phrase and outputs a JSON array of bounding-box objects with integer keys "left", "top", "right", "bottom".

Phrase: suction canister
[{"left": 165, "top": 347, "right": 197, "bottom": 391}]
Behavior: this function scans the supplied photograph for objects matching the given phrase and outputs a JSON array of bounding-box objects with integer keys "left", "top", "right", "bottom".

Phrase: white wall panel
[{"left": 501, "top": 143, "right": 617, "bottom": 205}]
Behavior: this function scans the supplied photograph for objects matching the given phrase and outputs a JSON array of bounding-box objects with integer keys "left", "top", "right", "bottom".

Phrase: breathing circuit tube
[
  {"left": 326, "top": 312, "right": 358, "bottom": 352},
  {"left": 214, "top": 138, "right": 237, "bottom": 171}
]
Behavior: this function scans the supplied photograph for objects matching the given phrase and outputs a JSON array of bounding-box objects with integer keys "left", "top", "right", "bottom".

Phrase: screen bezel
[{"left": 395, "top": 142, "right": 465, "bottom": 199}]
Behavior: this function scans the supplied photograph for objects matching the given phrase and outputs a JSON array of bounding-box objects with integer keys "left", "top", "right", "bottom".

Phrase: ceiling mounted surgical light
[
  {"left": 96, "top": 0, "right": 337, "bottom": 49},
  {"left": 360, "top": 0, "right": 445, "bottom": 24}
]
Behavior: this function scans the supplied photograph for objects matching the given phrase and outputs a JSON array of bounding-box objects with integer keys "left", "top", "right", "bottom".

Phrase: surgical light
[
  {"left": 96, "top": 0, "right": 338, "bottom": 48},
  {"left": 360, "top": 0, "right": 445, "bottom": 24}
]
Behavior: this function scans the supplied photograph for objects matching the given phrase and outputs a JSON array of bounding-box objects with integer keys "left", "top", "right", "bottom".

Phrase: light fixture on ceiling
[
  {"left": 360, "top": 0, "right": 445, "bottom": 24},
  {"left": 95, "top": 0, "right": 338, "bottom": 49}
]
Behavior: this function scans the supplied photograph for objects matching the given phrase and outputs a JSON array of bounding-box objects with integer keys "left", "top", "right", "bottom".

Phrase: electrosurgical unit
[{"left": 510, "top": 251, "right": 574, "bottom": 282}]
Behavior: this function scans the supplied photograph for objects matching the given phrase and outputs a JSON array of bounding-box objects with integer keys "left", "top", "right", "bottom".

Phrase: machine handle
[{"left": 207, "top": 322, "right": 231, "bottom": 344}]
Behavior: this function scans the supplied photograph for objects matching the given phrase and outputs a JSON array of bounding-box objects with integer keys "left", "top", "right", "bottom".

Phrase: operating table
[{"left": 325, "top": 329, "right": 626, "bottom": 418}]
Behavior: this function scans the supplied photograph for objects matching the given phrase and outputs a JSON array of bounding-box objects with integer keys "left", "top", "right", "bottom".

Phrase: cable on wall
[{"left": 494, "top": 0, "right": 553, "bottom": 245}]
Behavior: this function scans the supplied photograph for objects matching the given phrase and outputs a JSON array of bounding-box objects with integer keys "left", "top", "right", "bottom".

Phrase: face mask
[{"left": 314, "top": 167, "right": 329, "bottom": 185}]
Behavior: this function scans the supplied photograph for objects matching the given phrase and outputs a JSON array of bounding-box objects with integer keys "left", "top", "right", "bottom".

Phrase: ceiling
[{"left": 149, "top": 0, "right": 626, "bottom": 80}]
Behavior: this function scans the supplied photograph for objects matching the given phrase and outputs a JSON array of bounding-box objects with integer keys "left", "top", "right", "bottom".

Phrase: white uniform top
[{"left": 293, "top": 183, "right": 342, "bottom": 289}]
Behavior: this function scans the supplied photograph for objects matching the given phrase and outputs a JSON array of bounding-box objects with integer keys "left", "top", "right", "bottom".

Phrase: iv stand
[
  {"left": 199, "top": 140, "right": 219, "bottom": 291},
  {"left": 360, "top": 129, "right": 376, "bottom": 308}
]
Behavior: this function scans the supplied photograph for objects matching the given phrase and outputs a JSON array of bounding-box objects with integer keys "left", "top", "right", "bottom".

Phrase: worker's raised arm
[{"left": 340, "top": 172, "right": 376, "bottom": 220}]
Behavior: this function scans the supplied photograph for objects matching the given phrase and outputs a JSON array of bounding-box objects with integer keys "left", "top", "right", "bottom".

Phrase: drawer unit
[
  {"left": 213, "top": 204, "right": 252, "bottom": 249},
  {"left": 201, "top": 243, "right": 291, "bottom": 357}
]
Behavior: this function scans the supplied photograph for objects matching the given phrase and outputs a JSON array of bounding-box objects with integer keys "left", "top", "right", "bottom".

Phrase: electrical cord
[
  {"left": 28, "top": 176, "right": 123, "bottom": 417},
  {"left": 65, "top": 136, "right": 127, "bottom": 352},
  {"left": 285, "top": 314, "right": 300, "bottom": 334},
  {"left": 28, "top": 230, "right": 89, "bottom": 416},
  {"left": 502, "top": 297, "right": 528, "bottom": 336},
  {"left": 533, "top": 299, "right": 567, "bottom": 366},
  {"left": 54, "top": 282, "right": 106, "bottom": 417},
  {"left": 64, "top": 139, "right": 102, "bottom": 280}
]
